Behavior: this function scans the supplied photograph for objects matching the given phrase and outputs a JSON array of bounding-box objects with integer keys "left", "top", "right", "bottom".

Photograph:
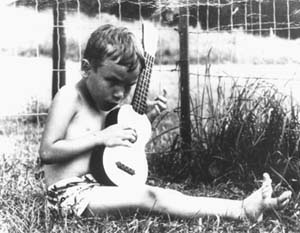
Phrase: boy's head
[
  {"left": 82, "top": 24, "right": 145, "bottom": 73},
  {"left": 81, "top": 24, "right": 145, "bottom": 111}
]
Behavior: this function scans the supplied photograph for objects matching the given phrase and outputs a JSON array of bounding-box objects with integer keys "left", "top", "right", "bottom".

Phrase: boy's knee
[
  {"left": 141, "top": 187, "right": 158, "bottom": 205},
  {"left": 147, "top": 188, "right": 157, "bottom": 200},
  {"left": 141, "top": 187, "right": 176, "bottom": 212},
  {"left": 136, "top": 186, "right": 161, "bottom": 209}
]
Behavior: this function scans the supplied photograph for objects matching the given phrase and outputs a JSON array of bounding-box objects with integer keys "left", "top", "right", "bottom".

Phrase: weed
[
  {"left": 1, "top": 101, "right": 300, "bottom": 231},
  {"left": 148, "top": 61, "right": 300, "bottom": 193}
]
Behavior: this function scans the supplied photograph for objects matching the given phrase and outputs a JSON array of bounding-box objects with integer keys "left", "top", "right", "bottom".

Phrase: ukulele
[{"left": 90, "top": 24, "right": 158, "bottom": 186}]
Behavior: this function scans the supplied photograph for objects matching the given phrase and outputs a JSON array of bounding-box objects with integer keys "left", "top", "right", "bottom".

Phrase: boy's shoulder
[
  {"left": 52, "top": 84, "right": 82, "bottom": 109},
  {"left": 55, "top": 84, "right": 81, "bottom": 100},
  {"left": 52, "top": 82, "right": 97, "bottom": 116}
]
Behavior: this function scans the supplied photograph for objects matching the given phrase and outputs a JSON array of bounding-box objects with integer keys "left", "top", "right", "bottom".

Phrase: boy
[{"left": 40, "top": 24, "right": 291, "bottom": 220}]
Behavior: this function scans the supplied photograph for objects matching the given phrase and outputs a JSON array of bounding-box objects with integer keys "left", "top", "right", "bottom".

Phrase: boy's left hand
[{"left": 146, "top": 91, "right": 167, "bottom": 123}]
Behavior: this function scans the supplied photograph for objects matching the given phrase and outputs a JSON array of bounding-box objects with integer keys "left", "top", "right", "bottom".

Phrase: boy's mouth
[{"left": 102, "top": 101, "right": 119, "bottom": 111}]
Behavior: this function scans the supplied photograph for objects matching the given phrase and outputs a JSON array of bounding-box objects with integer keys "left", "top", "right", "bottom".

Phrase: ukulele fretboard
[{"left": 131, "top": 52, "right": 154, "bottom": 114}]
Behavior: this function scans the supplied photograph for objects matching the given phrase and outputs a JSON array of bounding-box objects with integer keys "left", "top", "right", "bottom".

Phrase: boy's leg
[{"left": 85, "top": 173, "right": 291, "bottom": 221}]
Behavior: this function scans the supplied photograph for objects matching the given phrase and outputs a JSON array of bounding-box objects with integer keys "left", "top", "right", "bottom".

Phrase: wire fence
[{"left": 1, "top": 0, "right": 300, "bottom": 121}]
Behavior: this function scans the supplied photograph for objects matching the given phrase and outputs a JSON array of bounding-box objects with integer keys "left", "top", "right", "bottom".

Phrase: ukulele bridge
[{"left": 116, "top": 161, "right": 135, "bottom": 175}]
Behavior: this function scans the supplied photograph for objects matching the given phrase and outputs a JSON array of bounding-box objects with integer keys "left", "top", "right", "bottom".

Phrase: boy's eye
[
  {"left": 125, "top": 82, "right": 136, "bottom": 90},
  {"left": 111, "top": 80, "right": 118, "bottom": 85},
  {"left": 106, "top": 77, "right": 119, "bottom": 85}
]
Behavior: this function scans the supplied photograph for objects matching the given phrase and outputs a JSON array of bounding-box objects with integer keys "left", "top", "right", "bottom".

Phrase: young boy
[{"left": 40, "top": 24, "right": 291, "bottom": 220}]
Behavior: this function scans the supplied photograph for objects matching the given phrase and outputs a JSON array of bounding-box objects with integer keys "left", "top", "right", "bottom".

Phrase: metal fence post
[
  {"left": 179, "top": 1, "right": 191, "bottom": 159},
  {"left": 52, "top": 0, "right": 66, "bottom": 99}
]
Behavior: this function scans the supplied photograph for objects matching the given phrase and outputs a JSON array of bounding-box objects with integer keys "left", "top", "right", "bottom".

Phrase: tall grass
[
  {"left": 148, "top": 57, "right": 300, "bottom": 193},
  {"left": 2, "top": 79, "right": 300, "bottom": 231},
  {"left": 1, "top": 117, "right": 300, "bottom": 232}
]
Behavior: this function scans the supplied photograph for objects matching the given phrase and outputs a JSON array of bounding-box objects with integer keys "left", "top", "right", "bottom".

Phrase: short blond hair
[{"left": 83, "top": 24, "right": 145, "bottom": 73}]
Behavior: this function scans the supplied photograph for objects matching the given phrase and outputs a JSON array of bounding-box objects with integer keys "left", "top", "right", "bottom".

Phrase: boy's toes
[
  {"left": 262, "top": 173, "right": 272, "bottom": 198},
  {"left": 262, "top": 173, "right": 272, "bottom": 185},
  {"left": 276, "top": 191, "right": 292, "bottom": 208}
]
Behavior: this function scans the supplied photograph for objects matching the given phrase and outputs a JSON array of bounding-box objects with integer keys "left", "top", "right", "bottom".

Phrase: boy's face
[{"left": 85, "top": 59, "right": 140, "bottom": 111}]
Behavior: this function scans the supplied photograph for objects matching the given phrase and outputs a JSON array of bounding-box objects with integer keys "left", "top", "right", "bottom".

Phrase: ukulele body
[{"left": 90, "top": 104, "right": 151, "bottom": 186}]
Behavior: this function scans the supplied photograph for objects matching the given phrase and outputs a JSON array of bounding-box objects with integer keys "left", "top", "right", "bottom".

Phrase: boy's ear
[{"left": 81, "top": 59, "right": 91, "bottom": 78}]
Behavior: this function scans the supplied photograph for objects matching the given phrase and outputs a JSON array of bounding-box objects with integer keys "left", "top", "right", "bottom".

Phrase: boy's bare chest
[{"left": 66, "top": 107, "right": 105, "bottom": 138}]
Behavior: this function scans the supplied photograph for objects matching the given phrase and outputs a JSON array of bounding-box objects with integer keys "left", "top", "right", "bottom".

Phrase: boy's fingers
[
  {"left": 147, "top": 96, "right": 167, "bottom": 111},
  {"left": 163, "top": 89, "right": 167, "bottom": 97},
  {"left": 154, "top": 96, "right": 167, "bottom": 104},
  {"left": 125, "top": 131, "right": 137, "bottom": 142},
  {"left": 120, "top": 125, "right": 136, "bottom": 133},
  {"left": 122, "top": 136, "right": 137, "bottom": 146},
  {"left": 119, "top": 127, "right": 137, "bottom": 142},
  {"left": 154, "top": 105, "right": 161, "bottom": 114},
  {"left": 155, "top": 100, "right": 167, "bottom": 112}
]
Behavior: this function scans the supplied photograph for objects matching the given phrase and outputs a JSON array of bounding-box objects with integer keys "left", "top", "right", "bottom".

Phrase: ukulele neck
[{"left": 131, "top": 52, "right": 154, "bottom": 115}]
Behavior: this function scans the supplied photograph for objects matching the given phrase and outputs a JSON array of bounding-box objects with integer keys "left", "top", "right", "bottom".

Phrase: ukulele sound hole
[{"left": 116, "top": 162, "right": 135, "bottom": 175}]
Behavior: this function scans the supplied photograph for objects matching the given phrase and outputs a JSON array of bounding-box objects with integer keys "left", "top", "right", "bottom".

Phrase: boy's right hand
[{"left": 95, "top": 124, "right": 137, "bottom": 147}]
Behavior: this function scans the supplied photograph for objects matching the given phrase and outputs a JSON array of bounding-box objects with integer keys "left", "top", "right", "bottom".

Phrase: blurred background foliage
[{"left": 16, "top": 0, "right": 300, "bottom": 39}]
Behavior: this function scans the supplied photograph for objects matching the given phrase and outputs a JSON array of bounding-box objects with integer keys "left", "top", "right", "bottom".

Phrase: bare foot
[{"left": 242, "top": 173, "right": 292, "bottom": 221}]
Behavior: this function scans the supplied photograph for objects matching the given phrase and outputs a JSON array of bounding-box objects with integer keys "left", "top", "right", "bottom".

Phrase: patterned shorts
[{"left": 46, "top": 174, "right": 99, "bottom": 217}]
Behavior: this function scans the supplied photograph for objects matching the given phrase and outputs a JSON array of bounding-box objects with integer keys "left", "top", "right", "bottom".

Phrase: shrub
[
  {"left": 22, "top": 97, "right": 49, "bottom": 126},
  {"left": 148, "top": 65, "right": 300, "bottom": 192}
]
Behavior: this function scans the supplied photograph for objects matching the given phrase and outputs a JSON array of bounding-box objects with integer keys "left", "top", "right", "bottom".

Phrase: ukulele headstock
[{"left": 141, "top": 22, "right": 158, "bottom": 57}]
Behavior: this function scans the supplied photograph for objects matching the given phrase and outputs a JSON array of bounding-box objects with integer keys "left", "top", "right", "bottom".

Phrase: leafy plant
[{"left": 148, "top": 60, "right": 300, "bottom": 192}]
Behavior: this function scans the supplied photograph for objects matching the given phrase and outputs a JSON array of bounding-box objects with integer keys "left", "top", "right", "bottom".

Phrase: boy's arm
[
  {"left": 39, "top": 86, "right": 100, "bottom": 164},
  {"left": 39, "top": 86, "right": 137, "bottom": 164}
]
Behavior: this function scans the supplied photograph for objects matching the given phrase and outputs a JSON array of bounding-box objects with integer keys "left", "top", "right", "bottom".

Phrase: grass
[
  {"left": 2, "top": 73, "right": 300, "bottom": 232},
  {"left": 0, "top": 128, "right": 298, "bottom": 233},
  {"left": 148, "top": 58, "right": 300, "bottom": 191},
  {"left": 0, "top": 118, "right": 299, "bottom": 232}
]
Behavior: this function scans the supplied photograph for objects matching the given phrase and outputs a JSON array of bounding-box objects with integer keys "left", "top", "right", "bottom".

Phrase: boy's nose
[{"left": 113, "top": 89, "right": 124, "bottom": 101}]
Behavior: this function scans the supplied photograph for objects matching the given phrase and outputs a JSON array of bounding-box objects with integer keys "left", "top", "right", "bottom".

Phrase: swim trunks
[{"left": 46, "top": 174, "right": 99, "bottom": 217}]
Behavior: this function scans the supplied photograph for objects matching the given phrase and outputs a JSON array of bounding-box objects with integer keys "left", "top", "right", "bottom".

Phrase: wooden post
[
  {"left": 273, "top": 0, "right": 276, "bottom": 36},
  {"left": 179, "top": 1, "right": 191, "bottom": 159},
  {"left": 286, "top": 0, "right": 290, "bottom": 40},
  {"left": 52, "top": 0, "right": 66, "bottom": 99},
  {"left": 250, "top": 0, "right": 253, "bottom": 34},
  {"left": 258, "top": 0, "right": 262, "bottom": 36}
]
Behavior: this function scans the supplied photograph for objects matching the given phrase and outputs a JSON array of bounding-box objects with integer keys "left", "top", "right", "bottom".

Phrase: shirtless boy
[{"left": 39, "top": 24, "right": 291, "bottom": 220}]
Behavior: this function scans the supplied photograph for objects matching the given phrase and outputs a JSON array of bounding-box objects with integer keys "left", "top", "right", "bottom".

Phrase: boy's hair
[{"left": 83, "top": 24, "right": 145, "bottom": 73}]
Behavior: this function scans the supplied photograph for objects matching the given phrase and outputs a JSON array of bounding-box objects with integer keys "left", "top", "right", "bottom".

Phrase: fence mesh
[{"left": 1, "top": 0, "right": 300, "bottom": 122}]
